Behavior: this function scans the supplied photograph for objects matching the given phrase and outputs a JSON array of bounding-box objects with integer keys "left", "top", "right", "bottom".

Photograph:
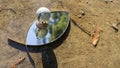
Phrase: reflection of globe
[
  {"left": 36, "top": 7, "right": 50, "bottom": 21},
  {"left": 36, "top": 7, "right": 50, "bottom": 17},
  {"left": 35, "top": 7, "right": 50, "bottom": 39},
  {"left": 36, "top": 7, "right": 50, "bottom": 31}
]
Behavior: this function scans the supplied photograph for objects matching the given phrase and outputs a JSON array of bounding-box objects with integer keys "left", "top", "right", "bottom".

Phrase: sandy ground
[{"left": 0, "top": 0, "right": 120, "bottom": 68}]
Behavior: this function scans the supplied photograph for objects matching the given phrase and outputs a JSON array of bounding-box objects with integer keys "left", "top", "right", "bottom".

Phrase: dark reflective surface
[{"left": 26, "top": 11, "right": 70, "bottom": 46}]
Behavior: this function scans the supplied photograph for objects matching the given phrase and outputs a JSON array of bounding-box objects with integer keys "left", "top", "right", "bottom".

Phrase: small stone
[
  {"left": 78, "top": 11, "right": 85, "bottom": 18},
  {"left": 110, "top": 0, "right": 113, "bottom": 2},
  {"left": 86, "top": 0, "right": 89, "bottom": 4},
  {"left": 105, "top": 0, "right": 113, "bottom": 3},
  {"left": 81, "top": 11, "right": 85, "bottom": 16},
  {"left": 78, "top": 15, "right": 82, "bottom": 18}
]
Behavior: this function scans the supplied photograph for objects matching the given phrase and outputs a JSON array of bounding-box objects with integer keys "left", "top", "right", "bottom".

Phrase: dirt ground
[{"left": 0, "top": 0, "right": 120, "bottom": 68}]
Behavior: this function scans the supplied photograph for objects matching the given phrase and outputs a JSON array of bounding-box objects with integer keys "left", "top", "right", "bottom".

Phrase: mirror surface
[{"left": 26, "top": 11, "right": 70, "bottom": 46}]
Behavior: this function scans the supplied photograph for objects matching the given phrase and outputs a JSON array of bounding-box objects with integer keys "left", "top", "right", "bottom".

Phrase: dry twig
[
  {"left": 112, "top": 23, "right": 118, "bottom": 32},
  {"left": 0, "top": 8, "right": 16, "bottom": 14},
  {"left": 71, "top": 19, "right": 91, "bottom": 36},
  {"left": 92, "top": 26, "right": 101, "bottom": 47},
  {"left": 111, "top": 22, "right": 120, "bottom": 32},
  {"left": 10, "top": 57, "right": 25, "bottom": 68}
]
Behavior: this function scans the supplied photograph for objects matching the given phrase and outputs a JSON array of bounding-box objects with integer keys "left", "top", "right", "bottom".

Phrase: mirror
[{"left": 26, "top": 11, "right": 70, "bottom": 46}]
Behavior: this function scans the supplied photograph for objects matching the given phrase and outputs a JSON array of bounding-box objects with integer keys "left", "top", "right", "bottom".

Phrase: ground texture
[{"left": 0, "top": 0, "right": 120, "bottom": 68}]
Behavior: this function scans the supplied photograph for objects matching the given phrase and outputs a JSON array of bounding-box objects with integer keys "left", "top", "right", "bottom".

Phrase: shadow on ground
[{"left": 8, "top": 22, "right": 71, "bottom": 68}]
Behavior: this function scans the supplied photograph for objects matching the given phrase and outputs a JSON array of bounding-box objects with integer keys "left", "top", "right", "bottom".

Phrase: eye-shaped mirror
[{"left": 26, "top": 11, "right": 70, "bottom": 46}]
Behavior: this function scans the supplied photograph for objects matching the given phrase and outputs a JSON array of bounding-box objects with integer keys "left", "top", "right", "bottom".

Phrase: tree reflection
[{"left": 49, "top": 12, "right": 69, "bottom": 41}]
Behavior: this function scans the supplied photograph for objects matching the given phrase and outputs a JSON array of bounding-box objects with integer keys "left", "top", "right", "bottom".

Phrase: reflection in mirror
[{"left": 26, "top": 11, "right": 69, "bottom": 46}]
